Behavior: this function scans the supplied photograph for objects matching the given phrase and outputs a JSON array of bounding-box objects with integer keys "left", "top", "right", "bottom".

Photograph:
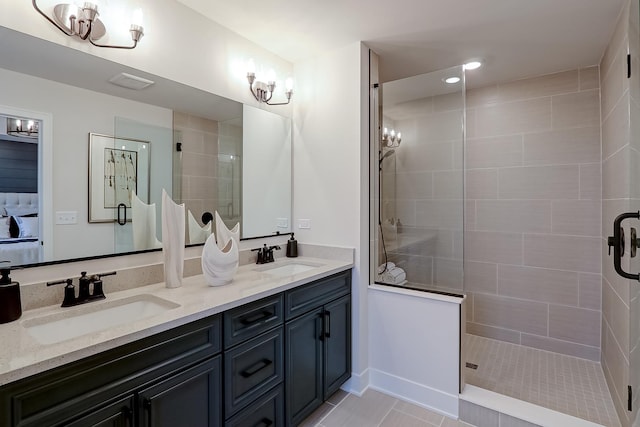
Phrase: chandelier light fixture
[
  {"left": 7, "top": 118, "right": 39, "bottom": 138},
  {"left": 382, "top": 127, "right": 401, "bottom": 148},
  {"left": 32, "top": 0, "right": 144, "bottom": 50},
  {"left": 246, "top": 59, "right": 293, "bottom": 106}
]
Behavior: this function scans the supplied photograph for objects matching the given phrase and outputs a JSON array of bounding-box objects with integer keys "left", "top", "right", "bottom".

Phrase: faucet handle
[{"left": 47, "top": 278, "right": 77, "bottom": 307}]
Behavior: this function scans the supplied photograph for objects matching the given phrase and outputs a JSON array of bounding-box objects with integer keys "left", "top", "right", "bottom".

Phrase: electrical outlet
[
  {"left": 298, "top": 219, "right": 311, "bottom": 229},
  {"left": 56, "top": 211, "right": 77, "bottom": 225}
]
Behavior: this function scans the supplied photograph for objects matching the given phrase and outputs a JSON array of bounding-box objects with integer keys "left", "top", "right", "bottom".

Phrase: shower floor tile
[{"left": 465, "top": 334, "right": 621, "bottom": 427}]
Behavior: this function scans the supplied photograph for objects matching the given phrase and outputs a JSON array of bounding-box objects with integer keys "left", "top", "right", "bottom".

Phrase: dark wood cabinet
[
  {"left": 138, "top": 357, "right": 222, "bottom": 427},
  {"left": 0, "top": 269, "right": 351, "bottom": 427},
  {"left": 284, "top": 271, "right": 352, "bottom": 426},
  {"left": 64, "top": 395, "right": 134, "bottom": 427}
]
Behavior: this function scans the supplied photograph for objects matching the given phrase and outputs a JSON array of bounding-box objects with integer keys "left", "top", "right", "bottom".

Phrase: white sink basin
[
  {"left": 255, "top": 261, "right": 324, "bottom": 277},
  {"left": 23, "top": 294, "right": 180, "bottom": 345}
]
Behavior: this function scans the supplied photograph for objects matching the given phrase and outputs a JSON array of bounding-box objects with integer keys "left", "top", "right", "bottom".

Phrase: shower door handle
[{"left": 607, "top": 211, "right": 640, "bottom": 281}]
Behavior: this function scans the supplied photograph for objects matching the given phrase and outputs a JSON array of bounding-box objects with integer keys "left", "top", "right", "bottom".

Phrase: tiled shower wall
[
  {"left": 173, "top": 112, "right": 219, "bottom": 226},
  {"left": 464, "top": 67, "right": 602, "bottom": 361},
  {"left": 385, "top": 89, "right": 464, "bottom": 291},
  {"left": 601, "top": 0, "right": 639, "bottom": 424}
]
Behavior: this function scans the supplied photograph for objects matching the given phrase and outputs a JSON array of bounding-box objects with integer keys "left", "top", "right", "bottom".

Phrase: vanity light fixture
[
  {"left": 6, "top": 118, "right": 39, "bottom": 139},
  {"left": 31, "top": 0, "right": 144, "bottom": 50},
  {"left": 246, "top": 59, "right": 293, "bottom": 105},
  {"left": 382, "top": 127, "right": 401, "bottom": 148}
]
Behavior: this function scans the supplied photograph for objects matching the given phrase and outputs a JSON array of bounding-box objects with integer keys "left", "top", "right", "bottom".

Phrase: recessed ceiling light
[
  {"left": 444, "top": 76, "right": 461, "bottom": 84},
  {"left": 463, "top": 61, "right": 482, "bottom": 70}
]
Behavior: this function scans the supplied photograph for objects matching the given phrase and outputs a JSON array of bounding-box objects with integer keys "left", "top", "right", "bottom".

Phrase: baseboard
[
  {"left": 368, "top": 368, "right": 458, "bottom": 418},
  {"left": 341, "top": 368, "right": 370, "bottom": 397}
]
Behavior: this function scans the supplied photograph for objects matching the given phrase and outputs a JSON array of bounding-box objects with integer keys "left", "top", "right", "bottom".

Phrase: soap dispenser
[
  {"left": 286, "top": 233, "right": 298, "bottom": 258},
  {"left": 0, "top": 268, "right": 21, "bottom": 323}
]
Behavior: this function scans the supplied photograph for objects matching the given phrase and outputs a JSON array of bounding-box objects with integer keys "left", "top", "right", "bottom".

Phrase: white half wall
[{"left": 368, "top": 285, "right": 462, "bottom": 418}]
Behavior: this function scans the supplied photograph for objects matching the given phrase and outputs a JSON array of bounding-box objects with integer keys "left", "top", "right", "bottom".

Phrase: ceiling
[{"left": 176, "top": 0, "right": 625, "bottom": 87}]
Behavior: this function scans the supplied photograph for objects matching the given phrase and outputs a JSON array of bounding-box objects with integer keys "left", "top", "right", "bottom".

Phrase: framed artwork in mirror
[{"left": 89, "top": 133, "right": 151, "bottom": 223}]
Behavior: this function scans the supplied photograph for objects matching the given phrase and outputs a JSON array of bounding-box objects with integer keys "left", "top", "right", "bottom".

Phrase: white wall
[
  {"left": 0, "top": 0, "right": 293, "bottom": 113},
  {"left": 292, "top": 42, "right": 369, "bottom": 393},
  {"left": 0, "top": 67, "right": 172, "bottom": 261}
]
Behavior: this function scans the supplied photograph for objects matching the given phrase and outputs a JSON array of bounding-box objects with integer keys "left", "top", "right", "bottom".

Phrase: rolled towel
[
  {"left": 379, "top": 266, "right": 406, "bottom": 285},
  {"left": 377, "top": 262, "right": 395, "bottom": 274}
]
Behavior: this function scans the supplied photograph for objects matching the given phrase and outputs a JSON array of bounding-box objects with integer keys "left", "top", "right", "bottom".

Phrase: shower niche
[{"left": 374, "top": 66, "right": 465, "bottom": 295}]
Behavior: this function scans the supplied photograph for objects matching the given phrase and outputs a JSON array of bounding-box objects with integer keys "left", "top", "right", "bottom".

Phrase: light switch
[
  {"left": 298, "top": 219, "right": 311, "bottom": 229},
  {"left": 276, "top": 218, "right": 289, "bottom": 228},
  {"left": 56, "top": 211, "right": 77, "bottom": 225}
]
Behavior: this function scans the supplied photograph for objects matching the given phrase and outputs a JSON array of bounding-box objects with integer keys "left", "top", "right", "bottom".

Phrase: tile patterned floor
[
  {"left": 464, "top": 334, "right": 621, "bottom": 427},
  {"left": 300, "top": 389, "right": 471, "bottom": 427}
]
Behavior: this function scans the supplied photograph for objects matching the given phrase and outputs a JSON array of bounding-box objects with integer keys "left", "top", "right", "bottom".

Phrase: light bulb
[
  {"left": 390, "top": 129, "right": 396, "bottom": 139},
  {"left": 266, "top": 69, "right": 276, "bottom": 84},
  {"left": 27, "top": 120, "right": 34, "bottom": 131},
  {"left": 247, "top": 59, "right": 256, "bottom": 75},
  {"left": 131, "top": 8, "right": 143, "bottom": 26},
  {"left": 397, "top": 132, "right": 402, "bottom": 142},
  {"left": 15, "top": 120, "right": 21, "bottom": 129},
  {"left": 445, "top": 76, "right": 461, "bottom": 84},
  {"left": 285, "top": 77, "right": 294, "bottom": 91}
]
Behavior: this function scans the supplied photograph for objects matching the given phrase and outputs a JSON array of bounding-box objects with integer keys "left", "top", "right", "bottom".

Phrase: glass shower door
[{"left": 375, "top": 65, "right": 465, "bottom": 295}]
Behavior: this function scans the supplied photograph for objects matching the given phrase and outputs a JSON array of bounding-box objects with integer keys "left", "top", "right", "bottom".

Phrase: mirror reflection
[{"left": 0, "top": 27, "right": 292, "bottom": 267}]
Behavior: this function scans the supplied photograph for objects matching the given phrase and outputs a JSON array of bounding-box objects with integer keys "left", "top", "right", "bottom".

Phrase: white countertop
[{"left": 0, "top": 256, "right": 353, "bottom": 386}]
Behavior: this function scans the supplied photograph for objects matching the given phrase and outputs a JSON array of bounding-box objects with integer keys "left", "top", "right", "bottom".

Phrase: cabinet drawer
[
  {"left": 1, "top": 314, "right": 221, "bottom": 427},
  {"left": 224, "top": 327, "right": 283, "bottom": 418},
  {"left": 225, "top": 384, "right": 284, "bottom": 427},
  {"left": 224, "top": 294, "right": 283, "bottom": 349},
  {"left": 285, "top": 270, "right": 351, "bottom": 320}
]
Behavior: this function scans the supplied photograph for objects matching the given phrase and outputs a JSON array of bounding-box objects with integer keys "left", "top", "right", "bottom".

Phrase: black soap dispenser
[
  {"left": 0, "top": 268, "right": 21, "bottom": 323},
  {"left": 286, "top": 233, "right": 298, "bottom": 258}
]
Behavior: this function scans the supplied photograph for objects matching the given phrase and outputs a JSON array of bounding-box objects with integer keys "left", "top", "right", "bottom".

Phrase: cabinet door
[
  {"left": 64, "top": 395, "right": 134, "bottom": 427},
  {"left": 323, "top": 294, "right": 352, "bottom": 400},
  {"left": 138, "top": 356, "right": 222, "bottom": 427},
  {"left": 285, "top": 308, "right": 323, "bottom": 426}
]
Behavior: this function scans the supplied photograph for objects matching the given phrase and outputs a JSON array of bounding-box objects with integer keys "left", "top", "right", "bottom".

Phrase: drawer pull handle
[
  {"left": 324, "top": 310, "right": 331, "bottom": 338},
  {"left": 241, "top": 358, "right": 273, "bottom": 377},
  {"left": 240, "top": 310, "right": 273, "bottom": 326},
  {"left": 253, "top": 417, "right": 273, "bottom": 427}
]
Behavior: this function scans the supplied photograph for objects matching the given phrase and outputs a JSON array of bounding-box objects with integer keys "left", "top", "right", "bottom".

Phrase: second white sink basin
[
  {"left": 23, "top": 294, "right": 180, "bottom": 345},
  {"left": 255, "top": 261, "right": 324, "bottom": 277}
]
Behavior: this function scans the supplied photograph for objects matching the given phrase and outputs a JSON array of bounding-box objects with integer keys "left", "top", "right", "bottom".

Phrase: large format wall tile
[
  {"left": 579, "top": 273, "right": 602, "bottom": 310},
  {"left": 523, "top": 234, "right": 601, "bottom": 274},
  {"left": 475, "top": 200, "right": 551, "bottom": 233},
  {"left": 474, "top": 293, "right": 548, "bottom": 336},
  {"left": 466, "top": 169, "right": 498, "bottom": 199},
  {"left": 551, "top": 200, "right": 601, "bottom": 237},
  {"left": 579, "top": 163, "right": 601, "bottom": 200},
  {"left": 474, "top": 98, "right": 551, "bottom": 137},
  {"left": 498, "top": 69, "right": 579, "bottom": 102},
  {"left": 466, "top": 135, "right": 523, "bottom": 169},
  {"left": 466, "top": 231, "right": 523, "bottom": 264},
  {"left": 523, "top": 126, "right": 600, "bottom": 166},
  {"left": 552, "top": 90, "right": 600, "bottom": 130},
  {"left": 498, "top": 165, "right": 579, "bottom": 199},
  {"left": 548, "top": 304, "right": 601, "bottom": 347},
  {"left": 497, "top": 264, "right": 578, "bottom": 305}
]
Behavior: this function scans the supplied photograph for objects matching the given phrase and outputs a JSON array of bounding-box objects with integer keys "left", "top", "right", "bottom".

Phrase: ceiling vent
[{"left": 108, "top": 72, "right": 154, "bottom": 90}]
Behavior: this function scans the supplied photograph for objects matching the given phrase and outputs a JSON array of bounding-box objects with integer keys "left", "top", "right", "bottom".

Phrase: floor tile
[
  {"left": 379, "top": 409, "right": 434, "bottom": 427},
  {"left": 319, "top": 389, "right": 397, "bottom": 426},
  {"left": 393, "top": 399, "right": 445, "bottom": 425},
  {"left": 464, "top": 334, "right": 621, "bottom": 427}
]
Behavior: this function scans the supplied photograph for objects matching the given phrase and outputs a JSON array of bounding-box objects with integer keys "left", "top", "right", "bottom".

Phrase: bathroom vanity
[{"left": 0, "top": 257, "right": 352, "bottom": 427}]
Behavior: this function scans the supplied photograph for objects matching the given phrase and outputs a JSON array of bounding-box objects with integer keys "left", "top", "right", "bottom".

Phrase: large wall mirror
[{"left": 0, "top": 27, "right": 292, "bottom": 268}]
